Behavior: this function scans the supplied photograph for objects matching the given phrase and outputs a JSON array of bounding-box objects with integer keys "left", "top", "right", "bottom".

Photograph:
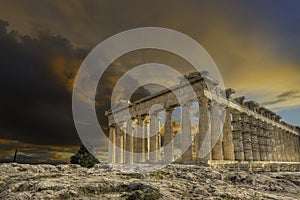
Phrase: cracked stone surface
[{"left": 0, "top": 163, "right": 299, "bottom": 199}]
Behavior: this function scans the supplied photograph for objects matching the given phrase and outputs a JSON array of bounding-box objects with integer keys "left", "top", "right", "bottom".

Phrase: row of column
[
  {"left": 231, "top": 112, "right": 300, "bottom": 162},
  {"left": 108, "top": 98, "right": 300, "bottom": 164}
]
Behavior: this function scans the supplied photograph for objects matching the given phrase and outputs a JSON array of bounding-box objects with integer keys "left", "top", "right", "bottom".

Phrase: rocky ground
[{"left": 0, "top": 163, "right": 299, "bottom": 200}]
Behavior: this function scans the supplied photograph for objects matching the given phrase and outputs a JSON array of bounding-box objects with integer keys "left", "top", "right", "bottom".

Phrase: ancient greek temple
[{"left": 105, "top": 72, "right": 300, "bottom": 170}]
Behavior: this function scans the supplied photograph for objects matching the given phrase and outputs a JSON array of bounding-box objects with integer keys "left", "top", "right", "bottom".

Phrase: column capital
[
  {"left": 165, "top": 106, "right": 175, "bottom": 112},
  {"left": 198, "top": 96, "right": 209, "bottom": 104}
]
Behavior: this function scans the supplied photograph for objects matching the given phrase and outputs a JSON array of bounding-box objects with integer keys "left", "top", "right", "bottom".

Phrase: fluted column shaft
[
  {"left": 108, "top": 125, "right": 116, "bottom": 163},
  {"left": 125, "top": 120, "right": 134, "bottom": 163},
  {"left": 273, "top": 126, "right": 280, "bottom": 161},
  {"left": 164, "top": 107, "right": 174, "bottom": 162},
  {"left": 115, "top": 125, "right": 124, "bottom": 163},
  {"left": 288, "top": 133, "right": 295, "bottom": 162},
  {"left": 292, "top": 134, "right": 298, "bottom": 162},
  {"left": 265, "top": 123, "right": 272, "bottom": 161},
  {"left": 181, "top": 102, "right": 192, "bottom": 162},
  {"left": 241, "top": 114, "right": 253, "bottom": 161},
  {"left": 278, "top": 128, "right": 287, "bottom": 161},
  {"left": 135, "top": 117, "right": 145, "bottom": 162},
  {"left": 257, "top": 120, "right": 266, "bottom": 161},
  {"left": 211, "top": 101, "right": 223, "bottom": 160},
  {"left": 223, "top": 108, "right": 235, "bottom": 160},
  {"left": 296, "top": 135, "right": 300, "bottom": 162},
  {"left": 150, "top": 113, "right": 159, "bottom": 162},
  {"left": 250, "top": 117, "right": 260, "bottom": 161},
  {"left": 198, "top": 98, "right": 210, "bottom": 162},
  {"left": 232, "top": 112, "right": 244, "bottom": 161}
]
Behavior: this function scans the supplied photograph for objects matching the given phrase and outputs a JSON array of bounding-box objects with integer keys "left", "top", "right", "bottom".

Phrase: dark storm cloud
[
  {"left": 277, "top": 90, "right": 299, "bottom": 99},
  {"left": 0, "top": 20, "right": 155, "bottom": 147},
  {"left": 263, "top": 90, "right": 300, "bottom": 106},
  {"left": 0, "top": 20, "right": 87, "bottom": 146}
]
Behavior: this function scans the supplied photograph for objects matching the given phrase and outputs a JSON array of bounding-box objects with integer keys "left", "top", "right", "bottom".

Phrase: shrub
[{"left": 70, "top": 145, "right": 99, "bottom": 168}]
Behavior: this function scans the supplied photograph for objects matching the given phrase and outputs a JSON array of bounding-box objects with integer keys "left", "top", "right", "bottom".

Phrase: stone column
[
  {"left": 108, "top": 125, "right": 116, "bottom": 163},
  {"left": 273, "top": 126, "right": 280, "bottom": 161},
  {"left": 164, "top": 107, "right": 174, "bottom": 162},
  {"left": 143, "top": 119, "right": 149, "bottom": 162},
  {"left": 295, "top": 135, "right": 300, "bottom": 162},
  {"left": 115, "top": 125, "right": 124, "bottom": 163},
  {"left": 292, "top": 134, "right": 298, "bottom": 162},
  {"left": 257, "top": 120, "right": 266, "bottom": 161},
  {"left": 135, "top": 116, "right": 145, "bottom": 163},
  {"left": 288, "top": 132, "right": 295, "bottom": 162},
  {"left": 125, "top": 119, "right": 134, "bottom": 163},
  {"left": 278, "top": 128, "right": 287, "bottom": 161},
  {"left": 198, "top": 98, "right": 211, "bottom": 162},
  {"left": 232, "top": 112, "right": 245, "bottom": 161},
  {"left": 222, "top": 108, "right": 235, "bottom": 160},
  {"left": 132, "top": 119, "right": 138, "bottom": 162},
  {"left": 285, "top": 131, "right": 292, "bottom": 162},
  {"left": 150, "top": 113, "right": 159, "bottom": 162},
  {"left": 211, "top": 101, "right": 223, "bottom": 160},
  {"left": 241, "top": 114, "right": 253, "bottom": 161},
  {"left": 264, "top": 122, "right": 272, "bottom": 161},
  {"left": 249, "top": 117, "right": 260, "bottom": 161},
  {"left": 181, "top": 102, "right": 192, "bottom": 162}
]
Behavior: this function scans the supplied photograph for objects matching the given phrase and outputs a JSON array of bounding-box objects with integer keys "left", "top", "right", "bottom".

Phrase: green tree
[{"left": 70, "top": 145, "right": 99, "bottom": 168}]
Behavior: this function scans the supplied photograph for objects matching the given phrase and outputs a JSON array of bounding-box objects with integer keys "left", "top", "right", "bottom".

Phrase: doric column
[
  {"left": 249, "top": 117, "right": 260, "bottom": 161},
  {"left": 278, "top": 128, "right": 287, "bottom": 161},
  {"left": 273, "top": 126, "right": 280, "bottom": 161},
  {"left": 108, "top": 125, "right": 116, "bottom": 163},
  {"left": 263, "top": 122, "right": 272, "bottom": 161},
  {"left": 181, "top": 102, "right": 192, "bottom": 162},
  {"left": 143, "top": 119, "right": 149, "bottom": 162},
  {"left": 149, "top": 113, "right": 159, "bottom": 162},
  {"left": 125, "top": 119, "right": 134, "bottom": 163},
  {"left": 198, "top": 97, "right": 211, "bottom": 162},
  {"left": 132, "top": 119, "right": 138, "bottom": 162},
  {"left": 223, "top": 108, "right": 234, "bottom": 160},
  {"left": 164, "top": 107, "right": 174, "bottom": 162},
  {"left": 292, "top": 134, "right": 298, "bottom": 162},
  {"left": 285, "top": 131, "right": 292, "bottom": 162},
  {"left": 135, "top": 116, "right": 145, "bottom": 163},
  {"left": 241, "top": 114, "right": 253, "bottom": 161},
  {"left": 211, "top": 101, "right": 223, "bottom": 160},
  {"left": 288, "top": 132, "right": 295, "bottom": 162},
  {"left": 257, "top": 120, "right": 266, "bottom": 160},
  {"left": 232, "top": 112, "right": 245, "bottom": 161},
  {"left": 115, "top": 125, "right": 124, "bottom": 163},
  {"left": 295, "top": 135, "right": 300, "bottom": 162}
]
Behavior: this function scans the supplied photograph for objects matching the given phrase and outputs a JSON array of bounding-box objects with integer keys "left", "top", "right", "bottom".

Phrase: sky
[{"left": 0, "top": 0, "right": 299, "bottom": 164}]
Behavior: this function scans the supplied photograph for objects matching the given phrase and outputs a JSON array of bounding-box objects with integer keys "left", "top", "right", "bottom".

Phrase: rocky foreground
[{"left": 0, "top": 163, "right": 299, "bottom": 200}]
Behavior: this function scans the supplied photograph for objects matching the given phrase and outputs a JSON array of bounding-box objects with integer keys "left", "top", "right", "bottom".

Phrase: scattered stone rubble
[{"left": 0, "top": 163, "right": 299, "bottom": 199}]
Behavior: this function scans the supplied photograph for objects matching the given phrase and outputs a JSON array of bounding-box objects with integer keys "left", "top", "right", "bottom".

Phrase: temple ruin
[{"left": 105, "top": 72, "right": 300, "bottom": 171}]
